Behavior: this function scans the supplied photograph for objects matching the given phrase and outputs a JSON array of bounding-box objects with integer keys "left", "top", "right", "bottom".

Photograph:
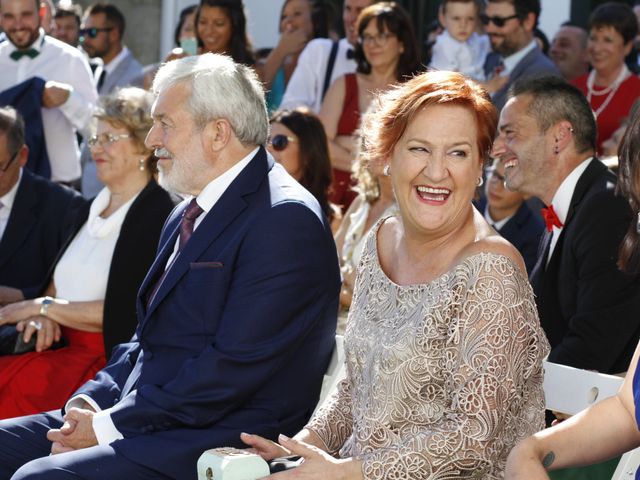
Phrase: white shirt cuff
[
  {"left": 65, "top": 394, "right": 101, "bottom": 414},
  {"left": 93, "top": 407, "right": 125, "bottom": 445}
]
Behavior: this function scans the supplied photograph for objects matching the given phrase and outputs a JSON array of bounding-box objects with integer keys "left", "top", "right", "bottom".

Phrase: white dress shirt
[
  {"left": 280, "top": 37, "right": 357, "bottom": 113},
  {"left": 547, "top": 157, "right": 593, "bottom": 261},
  {"left": 430, "top": 31, "right": 490, "bottom": 82},
  {"left": 0, "top": 30, "right": 98, "bottom": 182},
  {"left": 502, "top": 40, "right": 537, "bottom": 75},
  {"left": 69, "top": 148, "right": 259, "bottom": 446},
  {"left": 0, "top": 169, "right": 22, "bottom": 241}
]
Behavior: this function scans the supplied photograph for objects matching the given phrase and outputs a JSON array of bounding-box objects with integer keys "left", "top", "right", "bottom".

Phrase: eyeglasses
[
  {"left": 0, "top": 150, "right": 19, "bottom": 174},
  {"left": 479, "top": 13, "right": 519, "bottom": 27},
  {"left": 79, "top": 27, "right": 113, "bottom": 39},
  {"left": 268, "top": 134, "right": 296, "bottom": 152},
  {"left": 87, "top": 133, "right": 131, "bottom": 148},
  {"left": 360, "top": 32, "right": 395, "bottom": 46}
]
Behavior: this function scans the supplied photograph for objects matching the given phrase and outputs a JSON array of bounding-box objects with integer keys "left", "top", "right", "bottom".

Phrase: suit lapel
[
  {"left": 141, "top": 148, "right": 272, "bottom": 321},
  {"left": 0, "top": 173, "right": 37, "bottom": 270}
]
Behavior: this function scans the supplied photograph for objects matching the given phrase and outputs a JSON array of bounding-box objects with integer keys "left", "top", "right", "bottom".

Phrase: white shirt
[
  {"left": 70, "top": 148, "right": 259, "bottom": 446},
  {"left": 483, "top": 204, "right": 514, "bottom": 231},
  {"left": 103, "top": 46, "right": 129, "bottom": 74},
  {"left": 547, "top": 157, "right": 593, "bottom": 261},
  {"left": 54, "top": 187, "right": 138, "bottom": 301},
  {"left": 503, "top": 40, "right": 537, "bottom": 75},
  {"left": 0, "top": 168, "right": 22, "bottom": 241},
  {"left": 0, "top": 30, "right": 98, "bottom": 182},
  {"left": 280, "top": 37, "right": 357, "bottom": 113},
  {"left": 429, "top": 31, "right": 490, "bottom": 82}
]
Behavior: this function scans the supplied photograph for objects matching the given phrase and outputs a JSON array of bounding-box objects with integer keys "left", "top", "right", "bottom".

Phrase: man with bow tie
[
  {"left": 279, "top": 0, "right": 377, "bottom": 113},
  {"left": 492, "top": 74, "right": 640, "bottom": 376},
  {"left": 0, "top": 0, "right": 97, "bottom": 187}
]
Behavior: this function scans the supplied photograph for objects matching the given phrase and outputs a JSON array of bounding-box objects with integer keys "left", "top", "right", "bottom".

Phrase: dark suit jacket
[
  {"left": 45, "top": 180, "right": 174, "bottom": 357},
  {"left": 484, "top": 45, "right": 560, "bottom": 111},
  {"left": 72, "top": 148, "right": 341, "bottom": 479},
  {"left": 530, "top": 159, "right": 640, "bottom": 373},
  {"left": 0, "top": 169, "right": 86, "bottom": 298},
  {"left": 477, "top": 198, "right": 544, "bottom": 274}
]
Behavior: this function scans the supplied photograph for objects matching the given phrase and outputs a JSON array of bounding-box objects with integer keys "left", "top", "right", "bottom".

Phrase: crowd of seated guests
[{"left": 5, "top": 0, "right": 640, "bottom": 477}]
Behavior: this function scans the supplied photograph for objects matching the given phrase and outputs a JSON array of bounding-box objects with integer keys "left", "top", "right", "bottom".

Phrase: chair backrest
[
  {"left": 542, "top": 360, "right": 640, "bottom": 480},
  {"left": 543, "top": 360, "right": 623, "bottom": 415},
  {"left": 313, "top": 334, "right": 346, "bottom": 415}
]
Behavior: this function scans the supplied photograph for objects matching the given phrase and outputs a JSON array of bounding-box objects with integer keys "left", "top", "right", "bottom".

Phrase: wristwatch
[{"left": 39, "top": 296, "right": 54, "bottom": 317}]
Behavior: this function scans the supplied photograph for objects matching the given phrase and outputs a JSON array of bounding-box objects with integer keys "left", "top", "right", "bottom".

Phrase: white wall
[{"left": 540, "top": 0, "right": 572, "bottom": 43}]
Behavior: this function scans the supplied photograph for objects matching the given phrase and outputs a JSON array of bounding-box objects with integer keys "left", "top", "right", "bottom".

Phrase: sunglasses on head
[
  {"left": 79, "top": 27, "right": 113, "bottom": 39},
  {"left": 479, "top": 13, "right": 519, "bottom": 27},
  {"left": 268, "top": 134, "right": 296, "bottom": 152}
]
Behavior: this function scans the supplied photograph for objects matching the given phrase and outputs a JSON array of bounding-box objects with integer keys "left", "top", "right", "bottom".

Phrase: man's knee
[{"left": 11, "top": 457, "right": 76, "bottom": 480}]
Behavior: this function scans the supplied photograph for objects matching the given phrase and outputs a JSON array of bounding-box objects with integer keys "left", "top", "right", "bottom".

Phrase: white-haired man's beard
[{"left": 155, "top": 148, "right": 205, "bottom": 197}]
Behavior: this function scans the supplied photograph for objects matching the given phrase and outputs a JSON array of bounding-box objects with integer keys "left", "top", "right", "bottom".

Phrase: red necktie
[
  {"left": 179, "top": 198, "right": 204, "bottom": 251},
  {"left": 541, "top": 205, "right": 563, "bottom": 232}
]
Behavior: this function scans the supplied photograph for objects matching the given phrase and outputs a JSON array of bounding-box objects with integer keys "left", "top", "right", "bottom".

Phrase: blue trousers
[{"left": 0, "top": 411, "right": 172, "bottom": 479}]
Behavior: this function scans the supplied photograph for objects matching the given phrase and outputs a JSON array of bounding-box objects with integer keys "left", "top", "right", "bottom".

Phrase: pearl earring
[
  {"left": 139, "top": 158, "right": 145, "bottom": 171},
  {"left": 383, "top": 164, "right": 391, "bottom": 176},
  {"left": 476, "top": 176, "right": 484, "bottom": 187}
]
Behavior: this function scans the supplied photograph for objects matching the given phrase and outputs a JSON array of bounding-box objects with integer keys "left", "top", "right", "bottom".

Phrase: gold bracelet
[{"left": 39, "top": 296, "right": 54, "bottom": 317}]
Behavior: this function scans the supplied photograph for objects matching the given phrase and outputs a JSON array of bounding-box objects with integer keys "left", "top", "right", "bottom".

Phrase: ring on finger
[{"left": 28, "top": 319, "right": 42, "bottom": 331}]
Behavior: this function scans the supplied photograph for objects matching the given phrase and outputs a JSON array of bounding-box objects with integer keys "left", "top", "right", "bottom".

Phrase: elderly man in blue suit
[{"left": 0, "top": 53, "right": 341, "bottom": 480}]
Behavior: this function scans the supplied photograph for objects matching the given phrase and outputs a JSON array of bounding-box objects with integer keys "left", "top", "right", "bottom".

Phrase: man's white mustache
[{"left": 154, "top": 148, "right": 172, "bottom": 158}]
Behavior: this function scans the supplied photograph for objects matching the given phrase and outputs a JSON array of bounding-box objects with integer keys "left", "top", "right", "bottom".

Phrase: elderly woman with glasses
[
  {"left": 318, "top": 1, "right": 420, "bottom": 213},
  {"left": 0, "top": 87, "right": 175, "bottom": 420}
]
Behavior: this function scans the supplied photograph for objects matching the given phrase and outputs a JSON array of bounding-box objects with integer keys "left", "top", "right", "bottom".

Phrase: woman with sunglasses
[
  {"left": 268, "top": 108, "right": 337, "bottom": 226},
  {"left": 195, "top": 0, "right": 254, "bottom": 65},
  {"left": 573, "top": 2, "right": 640, "bottom": 154},
  {"left": 0, "top": 88, "right": 175, "bottom": 419},
  {"left": 318, "top": 1, "right": 419, "bottom": 213}
]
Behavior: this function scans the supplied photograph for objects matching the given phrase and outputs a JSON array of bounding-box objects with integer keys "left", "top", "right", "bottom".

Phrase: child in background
[{"left": 429, "top": 0, "right": 506, "bottom": 92}]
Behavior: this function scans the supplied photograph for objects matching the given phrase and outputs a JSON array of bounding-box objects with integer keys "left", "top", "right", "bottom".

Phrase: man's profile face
[
  {"left": 0, "top": 132, "right": 23, "bottom": 198},
  {"left": 145, "top": 82, "right": 210, "bottom": 197},
  {"left": 493, "top": 95, "right": 551, "bottom": 198},
  {"left": 81, "top": 12, "right": 112, "bottom": 59},
  {"left": 0, "top": 0, "right": 41, "bottom": 50}
]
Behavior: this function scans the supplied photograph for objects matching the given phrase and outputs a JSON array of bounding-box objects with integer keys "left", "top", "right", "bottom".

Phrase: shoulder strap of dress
[{"left": 322, "top": 41, "right": 340, "bottom": 101}]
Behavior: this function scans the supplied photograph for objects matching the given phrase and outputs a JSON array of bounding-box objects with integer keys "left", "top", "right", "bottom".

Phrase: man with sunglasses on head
[
  {"left": 80, "top": 2, "right": 142, "bottom": 95},
  {"left": 0, "top": 0, "right": 97, "bottom": 188},
  {"left": 482, "top": 0, "right": 559, "bottom": 111},
  {"left": 0, "top": 106, "right": 85, "bottom": 308}
]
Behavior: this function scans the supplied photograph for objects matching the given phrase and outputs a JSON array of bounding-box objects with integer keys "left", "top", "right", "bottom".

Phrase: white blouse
[{"left": 54, "top": 188, "right": 138, "bottom": 301}]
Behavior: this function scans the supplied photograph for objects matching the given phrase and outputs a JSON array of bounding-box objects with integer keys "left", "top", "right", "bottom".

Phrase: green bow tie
[{"left": 10, "top": 48, "right": 39, "bottom": 61}]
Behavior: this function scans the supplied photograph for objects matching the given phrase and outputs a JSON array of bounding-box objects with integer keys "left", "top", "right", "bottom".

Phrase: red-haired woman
[{"left": 243, "top": 70, "right": 549, "bottom": 479}]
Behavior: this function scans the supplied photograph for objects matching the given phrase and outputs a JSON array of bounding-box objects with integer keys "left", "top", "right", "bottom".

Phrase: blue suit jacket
[
  {"left": 484, "top": 45, "right": 560, "bottom": 111},
  {"left": 476, "top": 198, "right": 544, "bottom": 274},
  {"left": 72, "top": 148, "right": 340, "bottom": 479},
  {"left": 0, "top": 169, "right": 86, "bottom": 297}
]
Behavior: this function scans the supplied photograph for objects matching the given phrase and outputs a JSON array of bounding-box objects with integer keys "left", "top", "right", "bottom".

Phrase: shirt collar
[
  {"left": 484, "top": 203, "right": 515, "bottom": 230},
  {"left": 550, "top": 157, "right": 593, "bottom": 224},
  {"left": 0, "top": 168, "right": 23, "bottom": 212},
  {"left": 193, "top": 147, "right": 259, "bottom": 213},
  {"left": 502, "top": 40, "right": 536, "bottom": 74},
  {"left": 104, "top": 46, "right": 128, "bottom": 74}
]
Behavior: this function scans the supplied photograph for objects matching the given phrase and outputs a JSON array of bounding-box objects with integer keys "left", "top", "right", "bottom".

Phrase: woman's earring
[
  {"left": 139, "top": 158, "right": 146, "bottom": 172},
  {"left": 636, "top": 211, "right": 640, "bottom": 234},
  {"left": 383, "top": 164, "right": 391, "bottom": 176},
  {"left": 476, "top": 176, "right": 484, "bottom": 187}
]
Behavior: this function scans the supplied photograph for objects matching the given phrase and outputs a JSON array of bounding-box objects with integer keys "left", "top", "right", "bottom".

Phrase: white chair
[
  {"left": 197, "top": 335, "right": 346, "bottom": 480},
  {"left": 542, "top": 360, "right": 640, "bottom": 479}
]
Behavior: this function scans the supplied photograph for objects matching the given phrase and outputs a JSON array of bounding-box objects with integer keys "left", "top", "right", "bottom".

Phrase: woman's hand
[
  {"left": 240, "top": 432, "right": 291, "bottom": 461},
  {"left": 0, "top": 299, "right": 41, "bottom": 326},
  {"left": 16, "top": 317, "right": 61, "bottom": 352},
  {"left": 276, "top": 27, "right": 310, "bottom": 57},
  {"left": 262, "top": 435, "right": 362, "bottom": 479}
]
